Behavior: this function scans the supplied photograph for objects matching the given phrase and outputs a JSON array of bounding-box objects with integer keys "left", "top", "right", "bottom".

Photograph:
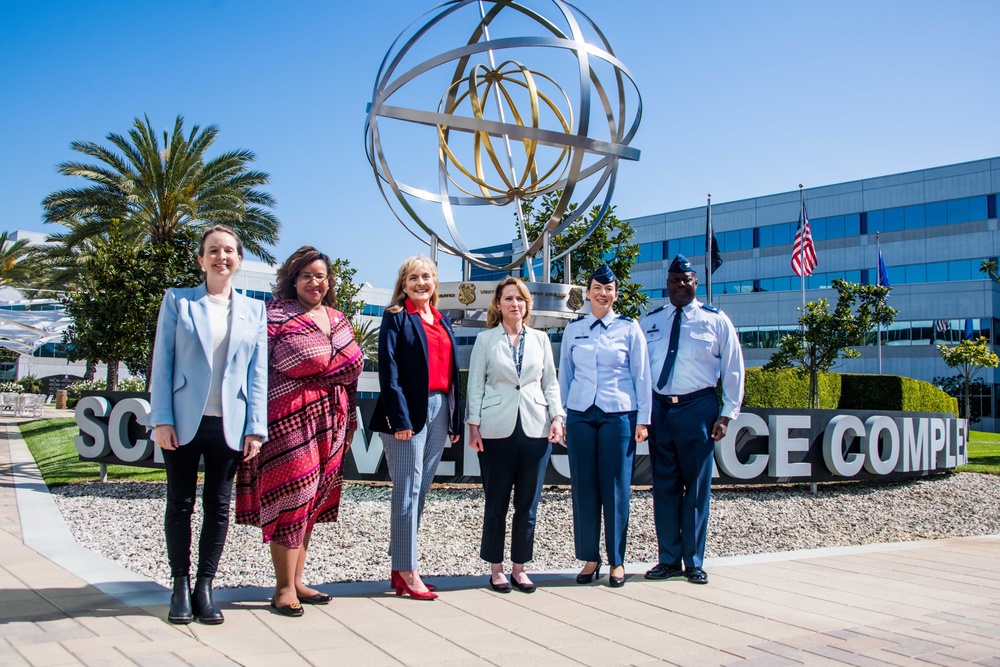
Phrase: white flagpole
[
  {"left": 876, "top": 232, "right": 883, "bottom": 374},
  {"left": 799, "top": 185, "right": 806, "bottom": 312},
  {"left": 705, "top": 194, "right": 713, "bottom": 306}
]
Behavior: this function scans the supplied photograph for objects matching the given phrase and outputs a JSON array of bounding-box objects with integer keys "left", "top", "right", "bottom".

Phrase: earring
[{"left": 201, "top": 266, "right": 207, "bottom": 272}]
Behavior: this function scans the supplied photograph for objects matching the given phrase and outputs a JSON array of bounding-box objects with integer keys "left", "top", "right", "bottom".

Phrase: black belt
[{"left": 653, "top": 387, "right": 715, "bottom": 405}]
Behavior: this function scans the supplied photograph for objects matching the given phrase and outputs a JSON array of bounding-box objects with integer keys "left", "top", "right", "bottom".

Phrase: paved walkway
[{"left": 1, "top": 416, "right": 999, "bottom": 666}]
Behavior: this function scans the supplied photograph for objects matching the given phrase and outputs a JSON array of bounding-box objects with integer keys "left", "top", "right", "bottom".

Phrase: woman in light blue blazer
[
  {"left": 466, "top": 277, "right": 565, "bottom": 594},
  {"left": 148, "top": 225, "right": 268, "bottom": 626}
]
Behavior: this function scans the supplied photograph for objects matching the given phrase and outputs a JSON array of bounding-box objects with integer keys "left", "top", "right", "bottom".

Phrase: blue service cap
[
  {"left": 590, "top": 263, "right": 617, "bottom": 285},
  {"left": 667, "top": 254, "right": 694, "bottom": 273}
]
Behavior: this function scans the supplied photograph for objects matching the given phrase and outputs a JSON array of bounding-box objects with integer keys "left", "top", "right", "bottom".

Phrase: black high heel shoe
[
  {"left": 576, "top": 560, "right": 603, "bottom": 584},
  {"left": 608, "top": 566, "right": 626, "bottom": 588}
]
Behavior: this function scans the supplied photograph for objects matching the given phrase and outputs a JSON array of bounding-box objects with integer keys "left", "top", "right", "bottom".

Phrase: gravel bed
[{"left": 50, "top": 473, "right": 1000, "bottom": 590}]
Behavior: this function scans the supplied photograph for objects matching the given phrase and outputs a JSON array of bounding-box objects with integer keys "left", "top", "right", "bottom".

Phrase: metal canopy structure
[{"left": 0, "top": 305, "right": 72, "bottom": 356}]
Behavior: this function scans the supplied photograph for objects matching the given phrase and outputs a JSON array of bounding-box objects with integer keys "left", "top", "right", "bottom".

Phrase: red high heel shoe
[
  {"left": 394, "top": 574, "right": 438, "bottom": 601},
  {"left": 391, "top": 570, "right": 437, "bottom": 592}
]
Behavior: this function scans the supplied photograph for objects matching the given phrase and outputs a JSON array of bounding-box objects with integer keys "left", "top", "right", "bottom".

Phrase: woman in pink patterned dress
[{"left": 236, "top": 246, "right": 363, "bottom": 617}]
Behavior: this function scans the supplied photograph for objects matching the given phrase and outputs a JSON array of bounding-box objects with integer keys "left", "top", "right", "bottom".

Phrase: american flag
[
  {"left": 791, "top": 200, "right": 818, "bottom": 277},
  {"left": 936, "top": 320, "right": 949, "bottom": 334}
]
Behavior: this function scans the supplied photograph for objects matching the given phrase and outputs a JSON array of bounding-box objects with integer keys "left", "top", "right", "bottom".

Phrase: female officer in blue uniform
[{"left": 559, "top": 264, "right": 651, "bottom": 587}]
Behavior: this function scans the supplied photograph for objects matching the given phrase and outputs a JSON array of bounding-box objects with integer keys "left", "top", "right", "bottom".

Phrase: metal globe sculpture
[{"left": 365, "top": 0, "right": 642, "bottom": 274}]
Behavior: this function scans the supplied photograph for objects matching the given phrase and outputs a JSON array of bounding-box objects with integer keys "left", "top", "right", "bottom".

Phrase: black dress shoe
[
  {"left": 191, "top": 576, "right": 224, "bottom": 624},
  {"left": 488, "top": 575, "right": 511, "bottom": 593},
  {"left": 167, "top": 576, "right": 193, "bottom": 624},
  {"left": 576, "top": 560, "right": 602, "bottom": 584},
  {"left": 644, "top": 563, "right": 684, "bottom": 580},
  {"left": 684, "top": 567, "right": 708, "bottom": 584},
  {"left": 511, "top": 574, "right": 536, "bottom": 593},
  {"left": 270, "top": 598, "right": 305, "bottom": 617},
  {"left": 608, "top": 574, "right": 626, "bottom": 588},
  {"left": 297, "top": 592, "right": 332, "bottom": 605}
]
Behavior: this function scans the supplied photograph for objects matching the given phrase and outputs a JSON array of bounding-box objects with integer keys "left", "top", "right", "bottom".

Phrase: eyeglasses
[
  {"left": 667, "top": 275, "right": 697, "bottom": 286},
  {"left": 297, "top": 273, "right": 329, "bottom": 284}
]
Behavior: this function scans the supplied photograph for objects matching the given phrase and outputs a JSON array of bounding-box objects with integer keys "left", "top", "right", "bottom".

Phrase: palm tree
[
  {"left": 41, "top": 115, "right": 280, "bottom": 263},
  {"left": 0, "top": 231, "right": 35, "bottom": 289},
  {"left": 352, "top": 318, "right": 379, "bottom": 371}
]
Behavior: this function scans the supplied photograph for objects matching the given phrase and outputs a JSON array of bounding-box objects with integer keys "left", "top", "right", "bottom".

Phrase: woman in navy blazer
[
  {"left": 369, "top": 256, "right": 461, "bottom": 600},
  {"left": 148, "top": 226, "right": 267, "bottom": 625}
]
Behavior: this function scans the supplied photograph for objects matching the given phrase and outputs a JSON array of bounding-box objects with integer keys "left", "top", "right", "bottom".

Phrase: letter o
[{"left": 864, "top": 416, "right": 899, "bottom": 475}]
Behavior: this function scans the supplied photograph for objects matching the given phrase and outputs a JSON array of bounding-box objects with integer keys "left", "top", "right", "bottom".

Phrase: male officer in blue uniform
[{"left": 640, "top": 254, "right": 744, "bottom": 584}]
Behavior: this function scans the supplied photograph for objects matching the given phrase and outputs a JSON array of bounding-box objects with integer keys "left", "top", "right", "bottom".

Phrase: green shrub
[
  {"left": 838, "top": 374, "right": 957, "bottom": 415},
  {"left": 743, "top": 367, "right": 841, "bottom": 409},
  {"left": 18, "top": 375, "right": 43, "bottom": 394}
]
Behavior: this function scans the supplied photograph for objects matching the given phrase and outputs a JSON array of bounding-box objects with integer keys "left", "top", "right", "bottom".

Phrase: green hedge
[
  {"left": 744, "top": 367, "right": 841, "bottom": 409},
  {"left": 742, "top": 368, "right": 956, "bottom": 414},
  {"left": 838, "top": 373, "right": 957, "bottom": 415}
]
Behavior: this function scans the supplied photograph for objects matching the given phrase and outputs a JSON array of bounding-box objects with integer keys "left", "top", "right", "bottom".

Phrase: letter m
[{"left": 899, "top": 418, "right": 929, "bottom": 472}]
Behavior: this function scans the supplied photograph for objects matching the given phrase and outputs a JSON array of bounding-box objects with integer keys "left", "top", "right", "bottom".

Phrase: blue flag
[
  {"left": 877, "top": 249, "right": 891, "bottom": 288},
  {"left": 964, "top": 319, "right": 974, "bottom": 340}
]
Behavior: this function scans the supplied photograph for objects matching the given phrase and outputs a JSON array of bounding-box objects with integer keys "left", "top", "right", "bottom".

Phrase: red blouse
[{"left": 406, "top": 299, "right": 453, "bottom": 393}]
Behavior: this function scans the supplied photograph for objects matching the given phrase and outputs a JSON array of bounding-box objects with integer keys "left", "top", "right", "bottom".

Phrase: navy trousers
[
  {"left": 162, "top": 416, "right": 243, "bottom": 579},
  {"left": 647, "top": 391, "right": 717, "bottom": 569},
  {"left": 566, "top": 405, "right": 636, "bottom": 566},
  {"left": 478, "top": 415, "right": 551, "bottom": 564}
]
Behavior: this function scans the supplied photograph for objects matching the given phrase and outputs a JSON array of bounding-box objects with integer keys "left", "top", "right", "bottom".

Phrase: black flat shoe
[
  {"left": 644, "top": 563, "right": 684, "bottom": 580},
  {"left": 488, "top": 576, "right": 511, "bottom": 593},
  {"left": 576, "top": 560, "right": 603, "bottom": 584},
  {"left": 297, "top": 592, "right": 332, "bottom": 605},
  {"left": 270, "top": 598, "right": 305, "bottom": 617},
  {"left": 685, "top": 567, "right": 708, "bottom": 584},
  {"left": 511, "top": 574, "right": 536, "bottom": 593}
]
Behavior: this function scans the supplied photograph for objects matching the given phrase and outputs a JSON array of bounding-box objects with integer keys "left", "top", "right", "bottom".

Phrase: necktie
[{"left": 656, "top": 308, "right": 683, "bottom": 390}]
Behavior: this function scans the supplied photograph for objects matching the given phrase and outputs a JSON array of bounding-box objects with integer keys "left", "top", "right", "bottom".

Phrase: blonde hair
[
  {"left": 486, "top": 277, "right": 533, "bottom": 328},
  {"left": 386, "top": 256, "right": 439, "bottom": 313}
]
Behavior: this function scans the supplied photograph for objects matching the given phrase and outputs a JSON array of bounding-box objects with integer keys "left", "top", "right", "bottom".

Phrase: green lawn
[
  {"left": 961, "top": 431, "right": 1000, "bottom": 475},
  {"left": 19, "top": 417, "right": 167, "bottom": 487}
]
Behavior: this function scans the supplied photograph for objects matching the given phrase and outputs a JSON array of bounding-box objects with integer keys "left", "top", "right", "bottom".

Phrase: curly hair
[
  {"left": 485, "top": 276, "right": 532, "bottom": 328},
  {"left": 386, "top": 256, "right": 438, "bottom": 313},
  {"left": 273, "top": 246, "right": 338, "bottom": 308}
]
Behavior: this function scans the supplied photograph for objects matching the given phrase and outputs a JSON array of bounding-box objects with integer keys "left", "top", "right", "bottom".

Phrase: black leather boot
[
  {"left": 167, "top": 576, "right": 193, "bottom": 624},
  {"left": 192, "top": 576, "right": 224, "bottom": 624}
]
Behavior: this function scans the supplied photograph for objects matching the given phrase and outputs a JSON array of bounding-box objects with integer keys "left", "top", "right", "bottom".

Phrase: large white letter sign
[
  {"left": 823, "top": 415, "right": 866, "bottom": 477},
  {"left": 75, "top": 396, "right": 111, "bottom": 459},
  {"left": 769, "top": 414, "right": 812, "bottom": 478},
  {"left": 899, "top": 418, "right": 929, "bottom": 472},
  {"left": 108, "top": 398, "right": 154, "bottom": 463},
  {"left": 716, "top": 413, "right": 769, "bottom": 480},
  {"left": 864, "top": 416, "right": 900, "bottom": 475}
]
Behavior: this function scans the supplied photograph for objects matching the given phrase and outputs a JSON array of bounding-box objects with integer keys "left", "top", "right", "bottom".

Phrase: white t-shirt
[{"left": 203, "top": 293, "right": 233, "bottom": 417}]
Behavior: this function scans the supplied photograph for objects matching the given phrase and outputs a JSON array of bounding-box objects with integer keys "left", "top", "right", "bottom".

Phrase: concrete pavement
[{"left": 2, "top": 415, "right": 999, "bottom": 666}]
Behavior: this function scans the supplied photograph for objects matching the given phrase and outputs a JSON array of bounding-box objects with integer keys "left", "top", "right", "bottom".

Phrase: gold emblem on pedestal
[
  {"left": 458, "top": 282, "right": 477, "bottom": 305},
  {"left": 567, "top": 288, "right": 584, "bottom": 311}
]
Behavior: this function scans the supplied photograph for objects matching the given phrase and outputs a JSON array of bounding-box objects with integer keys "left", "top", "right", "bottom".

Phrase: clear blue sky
[{"left": 3, "top": 0, "right": 998, "bottom": 288}]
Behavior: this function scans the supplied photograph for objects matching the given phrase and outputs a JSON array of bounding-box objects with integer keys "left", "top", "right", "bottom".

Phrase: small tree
[
  {"left": 62, "top": 224, "right": 200, "bottom": 390},
  {"left": 937, "top": 336, "right": 999, "bottom": 420},
  {"left": 331, "top": 258, "right": 365, "bottom": 318},
  {"left": 764, "top": 279, "right": 896, "bottom": 408},
  {"left": 934, "top": 374, "right": 988, "bottom": 424},
  {"left": 517, "top": 191, "right": 648, "bottom": 319}
]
